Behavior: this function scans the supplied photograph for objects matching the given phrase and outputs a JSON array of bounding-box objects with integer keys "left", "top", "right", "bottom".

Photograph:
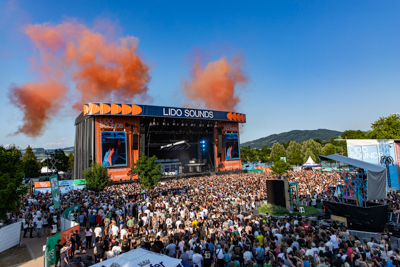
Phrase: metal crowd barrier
[
  {"left": 347, "top": 230, "right": 399, "bottom": 250},
  {"left": 228, "top": 201, "right": 267, "bottom": 213},
  {"left": 389, "top": 212, "right": 400, "bottom": 224}
]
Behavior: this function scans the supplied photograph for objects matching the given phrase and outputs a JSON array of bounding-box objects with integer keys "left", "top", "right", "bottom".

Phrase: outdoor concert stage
[{"left": 73, "top": 103, "right": 246, "bottom": 181}]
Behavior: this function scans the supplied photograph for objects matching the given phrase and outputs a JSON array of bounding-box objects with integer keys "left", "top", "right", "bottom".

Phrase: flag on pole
[{"left": 49, "top": 174, "right": 61, "bottom": 209}]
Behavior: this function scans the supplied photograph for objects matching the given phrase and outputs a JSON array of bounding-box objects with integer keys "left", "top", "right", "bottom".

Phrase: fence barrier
[
  {"left": 348, "top": 230, "right": 399, "bottom": 250},
  {"left": 0, "top": 222, "right": 22, "bottom": 253}
]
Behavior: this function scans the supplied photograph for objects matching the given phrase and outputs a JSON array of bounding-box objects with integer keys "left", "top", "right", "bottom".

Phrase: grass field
[{"left": 258, "top": 205, "right": 320, "bottom": 216}]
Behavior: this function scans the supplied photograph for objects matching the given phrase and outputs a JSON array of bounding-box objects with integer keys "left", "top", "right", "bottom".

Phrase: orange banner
[
  {"left": 34, "top": 182, "right": 51, "bottom": 188},
  {"left": 61, "top": 225, "right": 79, "bottom": 255}
]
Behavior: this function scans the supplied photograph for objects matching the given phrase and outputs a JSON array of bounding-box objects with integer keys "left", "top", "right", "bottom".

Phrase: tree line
[{"left": 241, "top": 114, "right": 400, "bottom": 167}]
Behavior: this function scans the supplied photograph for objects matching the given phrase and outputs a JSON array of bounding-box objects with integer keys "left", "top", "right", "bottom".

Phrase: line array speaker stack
[
  {"left": 132, "top": 134, "right": 138, "bottom": 150},
  {"left": 218, "top": 135, "right": 222, "bottom": 156},
  {"left": 266, "top": 179, "right": 291, "bottom": 210},
  {"left": 139, "top": 128, "right": 145, "bottom": 156}
]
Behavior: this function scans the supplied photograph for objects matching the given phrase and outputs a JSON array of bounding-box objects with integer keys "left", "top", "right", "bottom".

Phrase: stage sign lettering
[{"left": 84, "top": 103, "right": 246, "bottom": 123}]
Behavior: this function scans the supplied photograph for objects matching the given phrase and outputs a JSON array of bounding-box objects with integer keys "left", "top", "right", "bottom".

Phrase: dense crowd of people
[{"left": 3, "top": 171, "right": 400, "bottom": 267}]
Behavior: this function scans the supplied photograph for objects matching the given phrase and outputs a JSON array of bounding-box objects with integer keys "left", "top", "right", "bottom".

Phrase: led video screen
[
  {"left": 101, "top": 131, "right": 127, "bottom": 167},
  {"left": 225, "top": 133, "right": 240, "bottom": 160}
]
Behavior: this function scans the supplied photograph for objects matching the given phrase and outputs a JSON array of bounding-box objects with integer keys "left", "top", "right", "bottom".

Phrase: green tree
[
  {"left": 270, "top": 143, "right": 286, "bottom": 162},
  {"left": 301, "top": 139, "right": 323, "bottom": 162},
  {"left": 131, "top": 154, "right": 162, "bottom": 189},
  {"left": 82, "top": 162, "right": 111, "bottom": 192},
  {"left": 286, "top": 141, "right": 302, "bottom": 165},
  {"left": 67, "top": 153, "right": 74, "bottom": 171},
  {"left": 54, "top": 149, "right": 69, "bottom": 172},
  {"left": 260, "top": 154, "right": 271, "bottom": 166},
  {"left": 323, "top": 143, "right": 336, "bottom": 156},
  {"left": 366, "top": 114, "right": 400, "bottom": 139},
  {"left": 0, "top": 145, "right": 28, "bottom": 220},
  {"left": 282, "top": 140, "right": 291, "bottom": 149},
  {"left": 313, "top": 138, "right": 323, "bottom": 144},
  {"left": 270, "top": 159, "right": 291, "bottom": 175},
  {"left": 341, "top": 130, "right": 366, "bottom": 139},
  {"left": 249, "top": 149, "right": 260, "bottom": 165},
  {"left": 290, "top": 151, "right": 303, "bottom": 166},
  {"left": 261, "top": 145, "right": 271, "bottom": 156},
  {"left": 21, "top": 145, "right": 41, "bottom": 178},
  {"left": 240, "top": 146, "right": 251, "bottom": 164}
]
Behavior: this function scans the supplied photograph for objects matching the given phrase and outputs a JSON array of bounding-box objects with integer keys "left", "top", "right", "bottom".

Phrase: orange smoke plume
[
  {"left": 9, "top": 20, "right": 151, "bottom": 136},
  {"left": 183, "top": 55, "right": 248, "bottom": 111}
]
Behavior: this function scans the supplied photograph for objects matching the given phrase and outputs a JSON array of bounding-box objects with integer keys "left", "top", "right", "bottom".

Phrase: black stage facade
[{"left": 74, "top": 103, "right": 246, "bottom": 181}]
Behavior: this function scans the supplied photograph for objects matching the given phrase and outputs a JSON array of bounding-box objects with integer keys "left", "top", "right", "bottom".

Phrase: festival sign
[
  {"left": 45, "top": 233, "right": 60, "bottom": 267},
  {"left": 84, "top": 103, "right": 246, "bottom": 123},
  {"left": 49, "top": 174, "right": 60, "bottom": 209},
  {"left": 61, "top": 205, "right": 79, "bottom": 219},
  {"left": 61, "top": 225, "right": 79, "bottom": 255},
  {"left": 73, "top": 179, "right": 87, "bottom": 185},
  {"left": 34, "top": 181, "right": 51, "bottom": 188}
]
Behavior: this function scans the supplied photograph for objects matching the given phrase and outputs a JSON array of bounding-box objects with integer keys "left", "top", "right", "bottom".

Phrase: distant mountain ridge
[
  {"left": 20, "top": 146, "right": 74, "bottom": 160},
  {"left": 241, "top": 129, "right": 342, "bottom": 149}
]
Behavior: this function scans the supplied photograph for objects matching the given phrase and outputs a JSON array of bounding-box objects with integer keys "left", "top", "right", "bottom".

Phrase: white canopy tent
[
  {"left": 301, "top": 156, "right": 321, "bottom": 168},
  {"left": 90, "top": 248, "right": 191, "bottom": 267}
]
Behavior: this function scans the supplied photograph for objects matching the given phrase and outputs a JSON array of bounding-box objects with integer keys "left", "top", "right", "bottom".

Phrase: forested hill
[{"left": 241, "top": 129, "right": 342, "bottom": 149}]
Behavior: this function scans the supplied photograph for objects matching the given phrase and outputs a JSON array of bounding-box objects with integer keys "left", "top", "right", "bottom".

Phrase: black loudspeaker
[
  {"left": 266, "top": 179, "right": 290, "bottom": 209},
  {"left": 139, "top": 127, "right": 145, "bottom": 156},
  {"left": 222, "top": 135, "right": 226, "bottom": 148},
  {"left": 218, "top": 134, "right": 222, "bottom": 155},
  {"left": 132, "top": 134, "right": 138, "bottom": 150}
]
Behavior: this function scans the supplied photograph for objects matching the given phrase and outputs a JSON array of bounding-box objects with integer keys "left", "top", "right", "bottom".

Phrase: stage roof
[
  {"left": 83, "top": 102, "right": 246, "bottom": 123},
  {"left": 318, "top": 154, "right": 386, "bottom": 172}
]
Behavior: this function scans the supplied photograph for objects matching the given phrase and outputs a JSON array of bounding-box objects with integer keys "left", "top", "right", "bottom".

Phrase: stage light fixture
[
  {"left": 162, "top": 120, "right": 166, "bottom": 126},
  {"left": 173, "top": 120, "right": 176, "bottom": 126},
  {"left": 176, "top": 122, "right": 180, "bottom": 126}
]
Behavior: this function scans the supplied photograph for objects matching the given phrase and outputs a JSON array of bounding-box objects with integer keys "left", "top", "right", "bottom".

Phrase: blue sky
[{"left": 1, "top": 0, "right": 400, "bottom": 149}]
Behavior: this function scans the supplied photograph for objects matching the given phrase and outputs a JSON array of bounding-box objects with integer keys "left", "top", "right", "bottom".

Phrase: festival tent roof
[
  {"left": 301, "top": 156, "right": 321, "bottom": 168},
  {"left": 90, "top": 248, "right": 194, "bottom": 267},
  {"left": 318, "top": 154, "right": 387, "bottom": 201},
  {"left": 318, "top": 154, "right": 385, "bottom": 172}
]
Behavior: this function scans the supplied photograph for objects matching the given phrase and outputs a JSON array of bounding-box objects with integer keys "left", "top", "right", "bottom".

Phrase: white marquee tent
[
  {"left": 301, "top": 156, "right": 321, "bottom": 168},
  {"left": 91, "top": 248, "right": 193, "bottom": 267}
]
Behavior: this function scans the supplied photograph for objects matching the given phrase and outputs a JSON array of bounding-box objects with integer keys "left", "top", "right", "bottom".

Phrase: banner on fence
[
  {"left": 60, "top": 204, "right": 80, "bottom": 232},
  {"left": 73, "top": 179, "right": 86, "bottom": 185},
  {"left": 61, "top": 225, "right": 79, "bottom": 255},
  {"left": 45, "top": 233, "right": 60, "bottom": 267},
  {"left": 61, "top": 205, "right": 79, "bottom": 219}
]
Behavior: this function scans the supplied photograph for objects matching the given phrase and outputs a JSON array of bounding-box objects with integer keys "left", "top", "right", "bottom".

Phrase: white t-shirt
[
  {"left": 36, "top": 220, "right": 44, "bottom": 229},
  {"left": 330, "top": 235, "right": 339, "bottom": 249},
  {"left": 120, "top": 229, "right": 127, "bottom": 239},
  {"left": 94, "top": 227, "right": 102, "bottom": 237},
  {"left": 85, "top": 229, "right": 93, "bottom": 237},
  {"left": 106, "top": 250, "right": 115, "bottom": 259},
  {"left": 243, "top": 251, "right": 252, "bottom": 262},
  {"left": 112, "top": 225, "right": 119, "bottom": 236},
  {"left": 192, "top": 253, "right": 203, "bottom": 267},
  {"left": 112, "top": 246, "right": 122, "bottom": 256},
  {"left": 216, "top": 248, "right": 224, "bottom": 259},
  {"left": 275, "top": 233, "right": 283, "bottom": 244}
]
